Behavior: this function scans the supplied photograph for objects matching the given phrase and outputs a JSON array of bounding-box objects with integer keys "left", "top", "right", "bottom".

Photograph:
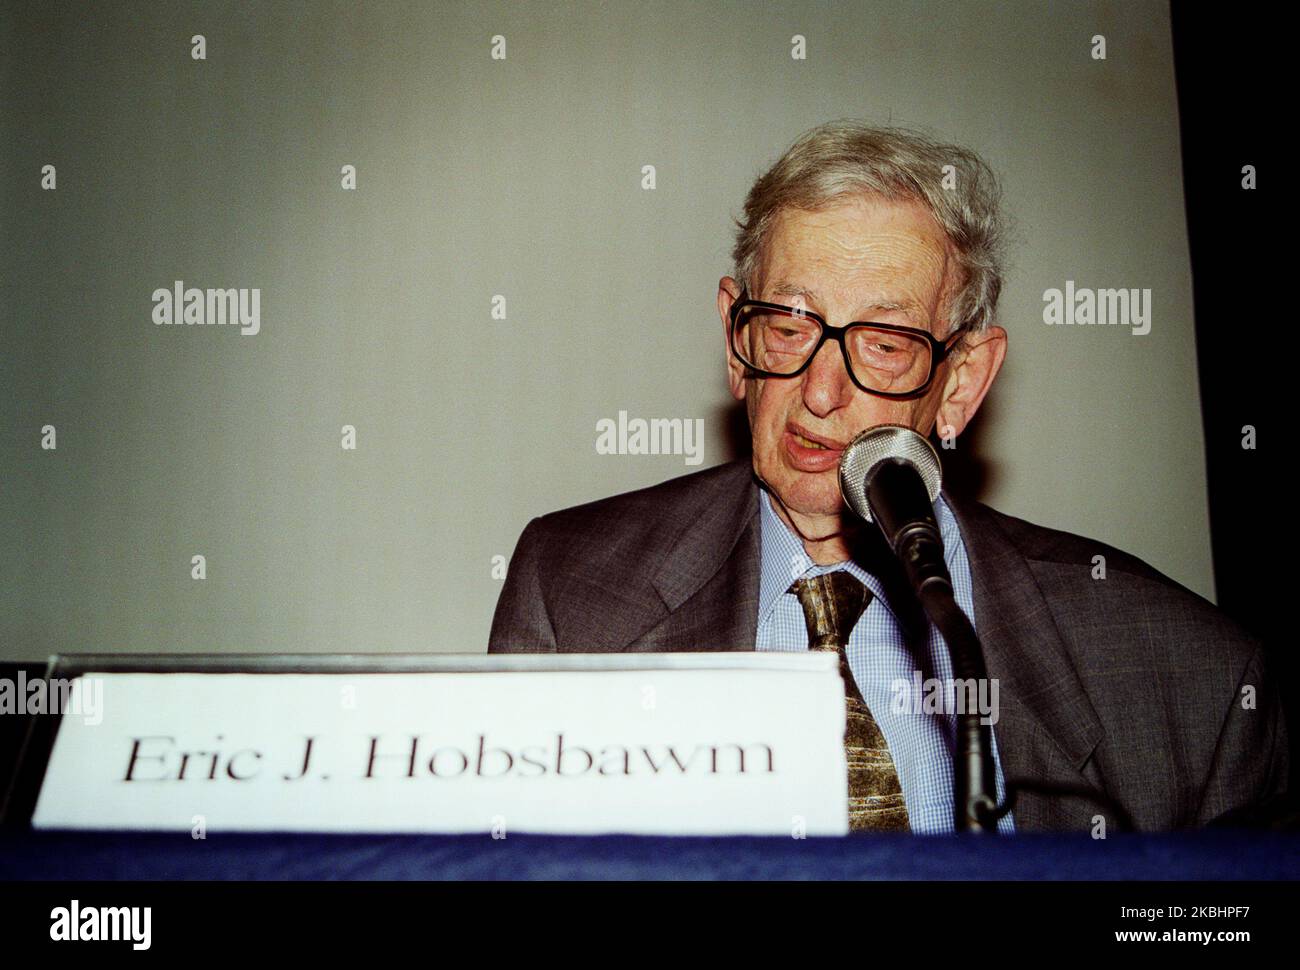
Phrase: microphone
[
  {"left": 837, "top": 425, "right": 952, "bottom": 596},
  {"left": 837, "top": 424, "right": 998, "bottom": 833}
]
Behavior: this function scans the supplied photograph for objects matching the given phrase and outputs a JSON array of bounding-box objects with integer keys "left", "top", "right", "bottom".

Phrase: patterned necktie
[{"left": 789, "top": 571, "right": 911, "bottom": 832}]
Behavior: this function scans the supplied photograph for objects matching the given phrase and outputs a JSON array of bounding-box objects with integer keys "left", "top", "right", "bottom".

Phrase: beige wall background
[{"left": 0, "top": 0, "right": 1209, "bottom": 661}]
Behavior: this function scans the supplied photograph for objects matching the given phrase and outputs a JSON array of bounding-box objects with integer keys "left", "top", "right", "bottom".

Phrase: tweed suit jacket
[{"left": 488, "top": 460, "right": 1287, "bottom": 832}]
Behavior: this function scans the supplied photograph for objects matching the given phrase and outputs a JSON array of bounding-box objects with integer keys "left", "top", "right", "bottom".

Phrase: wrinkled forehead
[{"left": 754, "top": 196, "right": 957, "bottom": 324}]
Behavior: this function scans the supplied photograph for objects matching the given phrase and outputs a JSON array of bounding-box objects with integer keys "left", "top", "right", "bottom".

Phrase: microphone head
[{"left": 838, "top": 425, "right": 943, "bottom": 523}]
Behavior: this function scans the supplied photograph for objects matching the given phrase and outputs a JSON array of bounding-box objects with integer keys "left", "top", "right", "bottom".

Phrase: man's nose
[{"left": 800, "top": 339, "right": 857, "bottom": 416}]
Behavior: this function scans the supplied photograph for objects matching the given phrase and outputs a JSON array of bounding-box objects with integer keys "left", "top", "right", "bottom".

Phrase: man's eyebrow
[
  {"left": 769, "top": 280, "right": 820, "bottom": 302},
  {"left": 766, "top": 281, "right": 924, "bottom": 319}
]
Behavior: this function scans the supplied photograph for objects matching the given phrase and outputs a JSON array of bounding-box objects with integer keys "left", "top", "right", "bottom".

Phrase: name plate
[{"left": 28, "top": 653, "right": 849, "bottom": 836}]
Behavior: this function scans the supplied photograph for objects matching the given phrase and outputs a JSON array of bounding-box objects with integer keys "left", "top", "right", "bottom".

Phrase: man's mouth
[
  {"left": 783, "top": 426, "right": 846, "bottom": 471},
  {"left": 793, "top": 432, "right": 831, "bottom": 450},
  {"left": 787, "top": 425, "right": 845, "bottom": 451}
]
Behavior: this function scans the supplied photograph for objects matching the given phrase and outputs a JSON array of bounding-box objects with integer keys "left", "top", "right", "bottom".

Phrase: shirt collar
[{"left": 756, "top": 484, "right": 966, "bottom": 627}]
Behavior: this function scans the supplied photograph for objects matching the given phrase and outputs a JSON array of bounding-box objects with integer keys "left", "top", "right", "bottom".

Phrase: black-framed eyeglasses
[{"left": 727, "top": 291, "right": 970, "bottom": 400}]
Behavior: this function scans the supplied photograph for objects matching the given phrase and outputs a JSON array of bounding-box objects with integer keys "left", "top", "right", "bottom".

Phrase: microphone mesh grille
[{"left": 837, "top": 425, "right": 943, "bottom": 523}]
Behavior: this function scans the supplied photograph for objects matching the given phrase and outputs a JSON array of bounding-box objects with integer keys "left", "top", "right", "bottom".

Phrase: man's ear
[
  {"left": 718, "top": 276, "right": 746, "bottom": 401},
  {"left": 934, "top": 325, "right": 1007, "bottom": 438}
]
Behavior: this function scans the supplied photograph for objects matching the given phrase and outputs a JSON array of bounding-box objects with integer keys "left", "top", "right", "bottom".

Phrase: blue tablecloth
[{"left": 2, "top": 830, "right": 1296, "bottom": 880}]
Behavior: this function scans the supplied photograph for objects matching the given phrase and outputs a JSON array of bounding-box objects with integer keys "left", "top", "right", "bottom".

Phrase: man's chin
[{"left": 767, "top": 474, "right": 845, "bottom": 518}]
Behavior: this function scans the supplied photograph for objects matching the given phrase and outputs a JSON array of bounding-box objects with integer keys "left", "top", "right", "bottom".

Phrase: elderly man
[{"left": 488, "top": 122, "right": 1286, "bottom": 833}]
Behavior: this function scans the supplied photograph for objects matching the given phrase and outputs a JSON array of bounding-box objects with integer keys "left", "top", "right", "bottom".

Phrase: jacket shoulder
[
  {"left": 959, "top": 497, "right": 1258, "bottom": 651},
  {"left": 542, "top": 460, "right": 751, "bottom": 526},
  {"left": 969, "top": 499, "right": 1170, "bottom": 582},
  {"left": 525, "top": 461, "right": 754, "bottom": 571}
]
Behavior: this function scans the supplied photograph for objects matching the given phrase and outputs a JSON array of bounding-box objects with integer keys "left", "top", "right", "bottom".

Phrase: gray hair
[{"left": 730, "top": 121, "right": 1006, "bottom": 335}]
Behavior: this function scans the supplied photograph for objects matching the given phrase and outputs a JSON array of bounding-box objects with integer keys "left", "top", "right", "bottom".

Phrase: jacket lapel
[
  {"left": 624, "top": 462, "right": 760, "bottom": 652},
  {"left": 943, "top": 491, "right": 1108, "bottom": 829}
]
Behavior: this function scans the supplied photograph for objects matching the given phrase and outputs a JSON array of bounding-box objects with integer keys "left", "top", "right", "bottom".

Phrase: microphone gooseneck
[{"left": 837, "top": 425, "right": 998, "bottom": 834}]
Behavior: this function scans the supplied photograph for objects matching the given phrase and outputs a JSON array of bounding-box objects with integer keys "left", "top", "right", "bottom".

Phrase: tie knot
[{"left": 788, "top": 571, "right": 872, "bottom": 651}]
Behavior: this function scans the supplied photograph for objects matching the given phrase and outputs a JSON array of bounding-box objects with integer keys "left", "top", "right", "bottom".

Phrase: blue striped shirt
[{"left": 755, "top": 488, "right": 1015, "bottom": 834}]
